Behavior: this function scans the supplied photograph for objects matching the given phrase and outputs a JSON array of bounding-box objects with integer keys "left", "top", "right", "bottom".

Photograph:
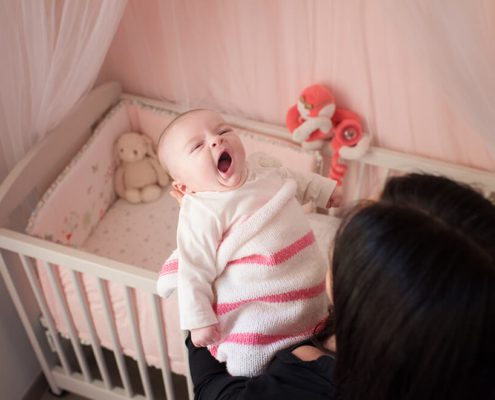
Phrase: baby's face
[{"left": 159, "top": 110, "right": 247, "bottom": 193}]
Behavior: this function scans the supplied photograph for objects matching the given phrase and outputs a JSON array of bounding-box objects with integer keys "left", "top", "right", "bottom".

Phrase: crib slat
[
  {"left": 69, "top": 270, "right": 112, "bottom": 390},
  {"left": 383, "top": 167, "right": 391, "bottom": 182},
  {"left": 96, "top": 278, "right": 133, "bottom": 397},
  {"left": 19, "top": 255, "right": 71, "bottom": 375},
  {"left": 44, "top": 261, "right": 92, "bottom": 382},
  {"left": 0, "top": 253, "right": 61, "bottom": 394},
  {"left": 149, "top": 294, "right": 176, "bottom": 400},
  {"left": 379, "top": 167, "right": 393, "bottom": 195},
  {"left": 124, "top": 287, "right": 154, "bottom": 400},
  {"left": 482, "top": 187, "right": 494, "bottom": 201},
  {"left": 354, "top": 162, "right": 366, "bottom": 201},
  {"left": 180, "top": 330, "right": 195, "bottom": 400}
]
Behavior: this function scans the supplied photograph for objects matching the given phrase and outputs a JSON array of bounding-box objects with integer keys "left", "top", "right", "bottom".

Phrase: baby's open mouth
[{"left": 217, "top": 151, "right": 232, "bottom": 173}]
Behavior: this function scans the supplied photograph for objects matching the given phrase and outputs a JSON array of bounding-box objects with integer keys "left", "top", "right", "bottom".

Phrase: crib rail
[
  {"left": 343, "top": 146, "right": 495, "bottom": 203},
  {"left": 0, "top": 228, "right": 193, "bottom": 400}
]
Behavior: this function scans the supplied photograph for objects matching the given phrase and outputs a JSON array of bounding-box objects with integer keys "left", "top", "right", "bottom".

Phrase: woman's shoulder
[
  {"left": 261, "top": 340, "right": 335, "bottom": 398},
  {"left": 275, "top": 339, "right": 335, "bottom": 366},
  {"left": 291, "top": 345, "right": 328, "bottom": 362}
]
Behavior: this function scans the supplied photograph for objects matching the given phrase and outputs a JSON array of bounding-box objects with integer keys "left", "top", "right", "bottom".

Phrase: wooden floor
[
  {"left": 38, "top": 379, "right": 189, "bottom": 400},
  {"left": 40, "top": 389, "right": 88, "bottom": 400},
  {"left": 36, "top": 372, "right": 189, "bottom": 400},
  {"left": 34, "top": 337, "right": 189, "bottom": 400}
]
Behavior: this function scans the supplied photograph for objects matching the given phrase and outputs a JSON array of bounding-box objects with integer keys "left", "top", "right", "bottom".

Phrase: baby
[{"left": 156, "top": 109, "right": 340, "bottom": 376}]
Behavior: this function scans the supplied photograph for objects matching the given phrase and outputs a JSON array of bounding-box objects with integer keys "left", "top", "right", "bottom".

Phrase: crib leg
[{"left": 48, "top": 387, "right": 68, "bottom": 397}]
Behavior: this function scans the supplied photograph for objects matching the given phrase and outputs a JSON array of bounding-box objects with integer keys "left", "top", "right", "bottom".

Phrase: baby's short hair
[
  {"left": 158, "top": 109, "right": 207, "bottom": 152},
  {"left": 158, "top": 109, "right": 208, "bottom": 174}
]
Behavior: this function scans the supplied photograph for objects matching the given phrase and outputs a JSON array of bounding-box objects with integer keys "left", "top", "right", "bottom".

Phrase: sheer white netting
[
  {"left": 1, "top": 1, "right": 493, "bottom": 179},
  {"left": 400, "top": 0, "right": 495, "bottom": 159},
  {"left": 98, "top": 0, "right": 495, "bottom": 169},
  {"left": 0, "top": 0, "right": 127, "bottom": 181}
]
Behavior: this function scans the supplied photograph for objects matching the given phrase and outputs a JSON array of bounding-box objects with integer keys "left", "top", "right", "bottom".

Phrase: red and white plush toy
[
  {"left": 286, "top": 84, "right": 370, "bottom": 185},
  {"left": 286, "top": 85, "right": 336, "bottom": 150}
]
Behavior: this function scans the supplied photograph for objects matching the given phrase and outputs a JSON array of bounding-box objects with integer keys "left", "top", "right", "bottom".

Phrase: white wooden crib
[{"left": 1, "top": 82, "right": 494, "bottom": 400}]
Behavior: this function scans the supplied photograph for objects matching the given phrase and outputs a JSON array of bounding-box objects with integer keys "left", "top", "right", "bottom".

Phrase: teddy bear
[{"left": 114, "top": 132, "right": 170, "bottom": 203}]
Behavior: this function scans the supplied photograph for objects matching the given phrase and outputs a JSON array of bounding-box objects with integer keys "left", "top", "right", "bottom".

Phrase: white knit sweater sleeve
[
  {"left": 271, "top": 165, "right": 336, "bottom": 208},
  {"left": 177, "top": 197, "right": 223, "bottom": 330}
]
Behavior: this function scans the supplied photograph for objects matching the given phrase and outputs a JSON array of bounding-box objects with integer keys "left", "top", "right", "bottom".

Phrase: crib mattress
[{"left": 81, "top": 188, "right": 180, "bottom": 272}]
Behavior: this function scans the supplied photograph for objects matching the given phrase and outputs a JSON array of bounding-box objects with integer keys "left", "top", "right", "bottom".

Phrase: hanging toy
[
  {"left": 329, "top": 108, "right": 365, "bottom": 185},
  {"left": 286, "top": 84, "right": 370, "bottom": 185},
  {"left": 286, "top": 84, "right": 336, "bottom": 150}
]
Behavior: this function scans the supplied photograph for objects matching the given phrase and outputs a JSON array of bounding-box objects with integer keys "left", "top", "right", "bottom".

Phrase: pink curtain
[{"left": 98, "top": 0, "right": 495, "bottom": 170}]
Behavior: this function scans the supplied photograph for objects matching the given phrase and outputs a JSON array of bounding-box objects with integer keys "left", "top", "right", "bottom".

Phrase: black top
[{"left": 186, "top": 335, "right": 335, "bottom": 400}]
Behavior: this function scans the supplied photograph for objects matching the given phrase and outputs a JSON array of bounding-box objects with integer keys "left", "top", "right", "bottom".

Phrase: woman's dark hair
[{"left": 330, "top": 173, "right": 495, "bottom": 400}]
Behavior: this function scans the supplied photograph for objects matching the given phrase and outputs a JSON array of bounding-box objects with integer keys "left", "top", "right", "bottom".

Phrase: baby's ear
[{"left": 172, "top": 181, "right": 187, "bottom": 195}]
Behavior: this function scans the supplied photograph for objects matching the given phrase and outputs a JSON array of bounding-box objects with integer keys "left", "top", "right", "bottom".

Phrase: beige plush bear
[{"left": 114, "top": 132, "right": 169, "bottom": 204}]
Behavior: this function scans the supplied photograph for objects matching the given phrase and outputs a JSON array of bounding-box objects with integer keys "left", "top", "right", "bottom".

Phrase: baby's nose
[{"left": 210, "top": 136, "right": 223, "bottom": 148}]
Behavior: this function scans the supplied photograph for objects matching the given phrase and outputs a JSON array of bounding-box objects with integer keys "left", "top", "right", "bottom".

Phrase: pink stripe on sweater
[
  {"left": 159, "top": 259, "right": 178, "bottom": 276},
  {"left": 210, "top": 345, "right": 218, "bottom": 358},
  {"left": 213, "top": 280, "right": 326, "bottom": 316},
  {"left": 221, "top": 318, "right": 327, "bottom": 346},
  {"left": 226, "top": 230, "right": 316, "bottom": 268}
]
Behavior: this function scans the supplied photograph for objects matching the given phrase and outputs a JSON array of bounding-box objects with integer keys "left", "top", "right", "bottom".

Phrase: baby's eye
[
  {"left": 191, "top": 142, "right": 203, "bottom": 152},
  {"left": 218, "top": 129, "right": 231, "bottom": 135}
]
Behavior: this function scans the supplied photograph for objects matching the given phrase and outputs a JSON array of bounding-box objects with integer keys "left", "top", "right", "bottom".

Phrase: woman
[{"left": 186, "top": 173, "right": 495, "bottom": 399}]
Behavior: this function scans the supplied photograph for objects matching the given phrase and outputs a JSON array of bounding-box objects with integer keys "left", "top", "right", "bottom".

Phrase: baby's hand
[
  {"left": 326, "top": 185, "right": 343, "bottom": 208},
  {"left": 191, "top": 324, "right": 220, "bottom": 347}
]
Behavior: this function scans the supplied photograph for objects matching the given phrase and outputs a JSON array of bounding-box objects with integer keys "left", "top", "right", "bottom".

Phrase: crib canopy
[
  {"left": 98, "top": 0, "right": 495, "bottom": 171},
  {"left": 1, "top": 0, "right": 495, "bottom": 185}
]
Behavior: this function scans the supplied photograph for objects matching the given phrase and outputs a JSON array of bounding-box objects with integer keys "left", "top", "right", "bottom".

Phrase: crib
[{"left": 1, "top": 82, "right": 494, "bottom": 400}]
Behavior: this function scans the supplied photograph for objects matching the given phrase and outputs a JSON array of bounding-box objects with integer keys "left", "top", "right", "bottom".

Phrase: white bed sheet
[{"left": 82, "top": 187, "right": 180, "bottom": 272}]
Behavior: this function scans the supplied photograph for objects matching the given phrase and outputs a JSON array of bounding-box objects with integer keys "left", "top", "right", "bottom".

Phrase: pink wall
[{"left": 98, "top": 0, "right": 495, "bottom": 171}]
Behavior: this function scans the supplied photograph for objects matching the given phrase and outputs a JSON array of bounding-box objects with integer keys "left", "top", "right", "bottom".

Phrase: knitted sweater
[{"left": 157, "top": 159, "right": 334, "bottom": 376}]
